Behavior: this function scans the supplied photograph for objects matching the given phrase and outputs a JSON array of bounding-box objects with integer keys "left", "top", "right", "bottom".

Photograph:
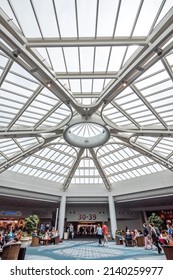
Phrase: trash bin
[{"left": 64, "top": 232, "right": 69, "bottom": 240}]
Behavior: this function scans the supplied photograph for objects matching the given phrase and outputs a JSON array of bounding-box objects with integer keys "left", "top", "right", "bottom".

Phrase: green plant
[
  {"left": 24, "top": 214, "right": 40, "bottom": 235},
  {"left": 22, "top": 231, "right": 28, "bottom": 238},
  {"left": 147, "top": 212, "right": 163, "bottom": 229}
]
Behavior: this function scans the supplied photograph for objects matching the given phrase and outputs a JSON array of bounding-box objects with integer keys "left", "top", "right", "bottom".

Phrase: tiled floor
[{"left": 25, "top": 240, "right": 166, "bottom": 260}]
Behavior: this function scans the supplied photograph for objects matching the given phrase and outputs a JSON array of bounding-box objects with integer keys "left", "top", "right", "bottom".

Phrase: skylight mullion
[
  {"left": 148, "top": 0, "right": 167, "bottom": 35},
  {"left": 33, "top": 101, "right": 63, "bottom": 129},
  {"left": 119, "top": 0, "right": 144, "bottom": 68},
  {"left": 17, "top": 160, "right": 67, "bottom": 178},
  {"left": 0, "top": 59, "right": 13, "bottom": 85},
  {"left": 131, "top": 84, "right": 168, "bottom": 129},
  {"left": 7, "top": 0, "right": 25, "bottom": 36},
  {"left": 162, "top": 57, "right": 173, "bottom": 81}
]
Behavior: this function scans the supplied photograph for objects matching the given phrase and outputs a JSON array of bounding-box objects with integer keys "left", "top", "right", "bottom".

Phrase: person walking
[
  {"left": 96, "top": 224, "right": 103, "bottom": 246},
  {"left": 102, "top": 222, "right": 108, "bottom": 246},
  {"left": 149, "top": 223, "right": 162, "bottom": 254}
]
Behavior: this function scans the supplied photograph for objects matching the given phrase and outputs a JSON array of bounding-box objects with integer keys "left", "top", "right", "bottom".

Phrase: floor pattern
[{"left": 25, "top": 240, "right": 166, "bottom": 260}]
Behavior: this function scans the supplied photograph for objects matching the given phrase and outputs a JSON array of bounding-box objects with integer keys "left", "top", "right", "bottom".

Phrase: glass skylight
[{"left": 0, "top": 0, "right": 173, "bottom": 187}]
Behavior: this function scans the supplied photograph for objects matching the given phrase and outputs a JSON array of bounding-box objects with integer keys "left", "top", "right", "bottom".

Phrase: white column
[
  {"left": 108, "top": 194, "right": 117, "bottom": 239},
  {"left": 58, "top": 194, "right": 66, "bottom": 239},
  {"left": 54, "top": 208, "right": 59, "bottom": 231},
  {"left": 143, "top": 211, "right": 148, "bottom": 224}
]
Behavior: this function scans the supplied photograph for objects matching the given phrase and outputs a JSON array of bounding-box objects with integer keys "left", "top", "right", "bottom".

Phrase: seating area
[
  {"left": 31, "top": 235, "right": 60, "bottom": 246},
  {"left": 0, "top": 235, "right": 61, "bottom": 259}
]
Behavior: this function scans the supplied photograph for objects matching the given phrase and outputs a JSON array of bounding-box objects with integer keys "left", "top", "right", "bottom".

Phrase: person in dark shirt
[{"left": 149, "top": 223, "right": 162, "bottom": 254}]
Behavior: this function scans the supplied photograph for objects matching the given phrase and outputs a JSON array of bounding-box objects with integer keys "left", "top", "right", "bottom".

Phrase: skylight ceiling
[{"left": 0, "top": 0, "right": 173, "bottom": 190}]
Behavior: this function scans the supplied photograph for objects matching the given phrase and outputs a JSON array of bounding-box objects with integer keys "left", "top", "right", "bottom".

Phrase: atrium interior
[{"left": 0, "top": 0, "right": 173, "bottom": 238}]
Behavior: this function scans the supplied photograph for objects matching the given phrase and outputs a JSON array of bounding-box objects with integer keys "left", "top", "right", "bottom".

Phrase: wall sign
[
  {"left": 78, "top": 213, "right": 97, "bottom": 220},
  {"left": 0, "top": 210, "right": 22, "bottom": 217},
  {"left": 66, "top": 205, "right": 108, "bottom": 222}
]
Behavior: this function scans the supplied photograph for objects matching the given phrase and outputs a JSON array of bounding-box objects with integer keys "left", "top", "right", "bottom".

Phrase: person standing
[
  {"left": 102, "top": 222, "right": 108, "bottom": 246},
  {"left": 143, "top": 223, "right": 153, "bottom": 249},
  {"left": 69, "top": 223, "right": 74, "bottom": 240},
  {"left": 96, "top": 224, "right": 103, "bottom": 246}
]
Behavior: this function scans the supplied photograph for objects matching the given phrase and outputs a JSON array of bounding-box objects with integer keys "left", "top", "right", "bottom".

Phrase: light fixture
[
  {"left": 136, "top": 66, "right": 144, "bottom": 72},
  {"left": 12, "top": 49, "right": 20, "bottom": 58},
  {"left": 122, "top": 80, "right": 128, "bottom": 87},
  {"left": 47, "top": 81, "right": 52, "bottom": 88},
  {"left": 63, "top": 115, "right": 110, "bottom": 148},
  {"left": 155, "top": 47, "right": 163, "bottom": 56}
]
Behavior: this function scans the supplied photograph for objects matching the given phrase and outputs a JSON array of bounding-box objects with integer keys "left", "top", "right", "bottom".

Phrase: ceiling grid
[{"left": 0, "top": 0, "right": 173, "bottom": 190}]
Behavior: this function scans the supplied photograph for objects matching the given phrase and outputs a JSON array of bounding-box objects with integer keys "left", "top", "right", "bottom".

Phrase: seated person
[
  {"left": 133, "top": 229, "right": 140, "bottom": 246},
  {"left": 5, "top": 237, "right": 21, "bottom": 246},
  {"left": 42, "top": 230, "right": 51, "bottom": 245},
  {"left": 51, "top": 229, "right": 59, "bottom": 244},
  {"left": 125, "top": 229, "right": 133, "bottom": 245},
  {"left": 16, "top": 230, "right": 23, "bottom": 240},
  {"left": 32, "top": 230, "right": 38, "bottom": 237},
  {"left": 159, "top": 230, "right": 169, "bottom": 245},
  {"left": 0, "top": 234, "right": 4, "bottom": 248}
]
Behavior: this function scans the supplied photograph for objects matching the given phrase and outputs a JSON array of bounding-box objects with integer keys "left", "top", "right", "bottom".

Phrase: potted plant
[
  {"left": 147, "top": 212, "right": 163, "bottom": 229},
  {"left": 24, "top": 214, "right": 40, "bottom": 235}
]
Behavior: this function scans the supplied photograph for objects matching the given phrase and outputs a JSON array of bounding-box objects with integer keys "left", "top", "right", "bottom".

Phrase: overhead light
[
  {"left": 155, "top": 47, "right": 163, "bottom": 56},
  {"left": 122, "top": 80, "right": 128, "bottom": 87},
  {"left": 30, "top": 67, "right": 38, "bottom": 73},
  {"left": 136, "top": 66, "right": 144, "bottom": 72},
  {"left": 12, "top": 49, "right": 20, "bottom": 58},
  {"left": 47, "top": 81, "right": 52, "bottom": 88}
]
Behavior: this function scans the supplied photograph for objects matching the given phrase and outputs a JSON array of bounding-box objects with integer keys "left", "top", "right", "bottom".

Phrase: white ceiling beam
[
  {"left": 55, "top": 72, "right": 118, "bottom": 79},
  {"left": 63, "top": 148, "right": 85, "bottom": 191},
  {"left": 27, "top": 37, "right": 147, "bottom": 48},
  {"left": 89, "top": 148, "right": 111, "bottom": 190}
]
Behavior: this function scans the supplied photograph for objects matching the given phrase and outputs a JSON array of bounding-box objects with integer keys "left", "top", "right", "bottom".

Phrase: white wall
[{"left": 0, "top": 169, "right": 173, "bottom": 201}]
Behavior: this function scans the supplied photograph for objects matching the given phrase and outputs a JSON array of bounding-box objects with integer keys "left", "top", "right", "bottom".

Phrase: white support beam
[
  {"left": 27, "top": 37, "right": 147, "bottom": 48},
  {"left": 89, "top": 148, "right": 111, "bottom": 190},
  {"left": 63, "top": 148, "right": 85, "bottom": 191}
]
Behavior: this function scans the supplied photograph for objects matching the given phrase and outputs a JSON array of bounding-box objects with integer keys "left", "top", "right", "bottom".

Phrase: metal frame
[{"left": 0, "top": 3, "right": 173, "bottom": 190}]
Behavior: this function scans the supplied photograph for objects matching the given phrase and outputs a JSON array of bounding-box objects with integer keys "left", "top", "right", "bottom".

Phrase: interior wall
[
  {"left": 1, "top": 169, "right": 173, "bottom": 200},
  {"left": 117, "top": 218, "right": 142, "bottom": 232}
]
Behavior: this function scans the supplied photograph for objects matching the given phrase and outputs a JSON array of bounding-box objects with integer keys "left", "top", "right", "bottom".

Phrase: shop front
[{"left": 0, "top": 210, "right": 24, "bottom": 230}]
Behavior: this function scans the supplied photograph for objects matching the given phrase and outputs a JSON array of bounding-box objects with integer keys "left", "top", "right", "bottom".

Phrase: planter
[
  {"left": 162, "top": 245, "right": 173, "bottom": 260},
  {"left": 21, "top": 237, "right": 32, "bottom": 247}
]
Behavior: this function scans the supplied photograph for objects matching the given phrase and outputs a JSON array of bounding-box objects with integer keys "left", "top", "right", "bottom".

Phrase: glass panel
[
  {"left": 11, "top": 0, "right": 41, "bottom": 37},
  {"left": 33, "top": 0, "right": 59, "bottom": 37},
  {"left": 133, "top": 0, "right": 163, "bottom": 36},
  {"left": 54, "top": 0, "right": 77, "bottom": 37},
  {"left": 77, "top": 0, "right": 97, "bottom": 37},
  {"left": 97, "top": 0, "right": 119, "bottom": 36},
  {"left": 108, "top": 46, "right": 126, "bottom": 71},
  {"left": 115, "top": 0, "right": 140, "bottom": 36}
]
